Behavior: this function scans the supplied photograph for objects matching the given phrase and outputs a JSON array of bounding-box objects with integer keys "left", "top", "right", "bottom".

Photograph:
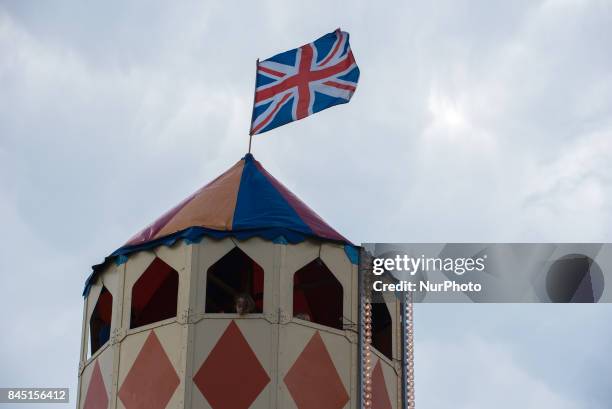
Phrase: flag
[{"left": 250, "top": 29, "right": 360, "bottom": 135}]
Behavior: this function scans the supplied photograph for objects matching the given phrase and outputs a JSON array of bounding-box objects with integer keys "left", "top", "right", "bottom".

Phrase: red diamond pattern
[
  {"left": 193, "top": 320, "right": 270, "bottom": 409},
  {"left": 371, "top": 360, "right": 393, "bottom": 409},
  {"left": 284, "top": 331, "right": 349, "bottom": 409},
  {"left": 118, "top": 330, "right": 180, "bottom": 409},
  {"left": 83, "top": 360, "right": 109, "bottom": 409}
]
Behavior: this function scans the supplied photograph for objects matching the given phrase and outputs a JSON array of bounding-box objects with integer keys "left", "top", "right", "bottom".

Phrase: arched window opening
[
  {"left": 89, "top": 286, "right": 113, "bottom": 356},
  {"left": 372, "top": 302, "right": 393, "bottom": 360},
  {"left": 205, "top": 247, "right": 264, "bottom": 314},
  {"left": 293, "top": 258, "right": 343, "bottom": 330},
  {"left": 130, "top": 257, "right": 179, "bottom": 329}
]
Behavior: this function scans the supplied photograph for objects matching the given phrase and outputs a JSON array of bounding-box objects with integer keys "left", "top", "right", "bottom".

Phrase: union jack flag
[{"left": 250, "top": 29, "right": 360, "bottom": 135}]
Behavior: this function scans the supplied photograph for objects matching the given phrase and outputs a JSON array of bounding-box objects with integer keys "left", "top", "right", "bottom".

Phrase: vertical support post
[
  {"left": 357, "top": 250, "right": 363, "bottom": 409},
  {"left": 404, "top": 292, "right": 415, "bottom": 408},
  {"left": 110, "top": 263, "right": 127, "bottom": 409},
  {"left": 401, "top": 294, "right": 407, "bottom": 409},
  {"left": 76, "top": 294, "right": 89, "bottom": 409},
  {"left": 358, "top": 248, "right": 373, "bottom": 409}
]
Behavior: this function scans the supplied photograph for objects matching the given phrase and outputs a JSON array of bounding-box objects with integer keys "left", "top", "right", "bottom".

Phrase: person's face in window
[{"left": 235, "top": 297, "right": 249, "bottom": 315}]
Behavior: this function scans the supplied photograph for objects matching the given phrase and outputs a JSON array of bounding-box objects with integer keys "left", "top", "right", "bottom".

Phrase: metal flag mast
[{"left": 248, "top": 58, "right": 259, "bottom": 154}]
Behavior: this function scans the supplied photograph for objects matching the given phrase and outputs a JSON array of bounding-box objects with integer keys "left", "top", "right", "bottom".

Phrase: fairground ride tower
[{"left": 77, "top": 154, "right": 410, "bottom": 409}]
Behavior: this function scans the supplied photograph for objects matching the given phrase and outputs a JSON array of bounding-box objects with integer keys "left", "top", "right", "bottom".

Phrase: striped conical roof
[
  {"left": 126, "top": 153, "right": 347, "bottom": 246},
  {"left": 85, "top": 154, "right": 350, "bottom": 295}
]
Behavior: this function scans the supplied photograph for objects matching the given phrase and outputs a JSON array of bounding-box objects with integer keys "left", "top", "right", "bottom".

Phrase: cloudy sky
[{"left": 1, "top": 1, "right": 611, "bottom": 408}]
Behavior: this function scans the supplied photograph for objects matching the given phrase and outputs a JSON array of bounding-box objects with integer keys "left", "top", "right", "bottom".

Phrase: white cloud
[
  {"left": 418, "top": 335, "right": 585, "bottom": 409},
  {"left": 522, "top": 130, "right": 612, "bottom": 239}
]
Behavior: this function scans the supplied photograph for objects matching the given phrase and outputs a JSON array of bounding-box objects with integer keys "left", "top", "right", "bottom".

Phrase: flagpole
[{"left": 248, "top": 58, "right": 259, "bottom": 154}]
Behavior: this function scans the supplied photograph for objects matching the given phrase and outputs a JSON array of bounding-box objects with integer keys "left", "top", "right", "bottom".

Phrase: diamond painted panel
[
  {"left": 372, "top": 360, "right": 392, "bottom": 409},
  {"left": 83, "top": 360, "right": 109, "bottom": 409},
  {"left": 118, "top": 330, "right": 180, "bottom": 409},
  {"left": 284, "top": 331, "right": 349, "bottom": 409},
  {"left": 193, "top": 320, "right": 270, "bottom": 409}
]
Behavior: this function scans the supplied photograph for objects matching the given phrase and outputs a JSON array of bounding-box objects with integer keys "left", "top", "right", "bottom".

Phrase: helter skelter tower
[{"left": 77, "top": 153, "right": 414, "bottom": 409}]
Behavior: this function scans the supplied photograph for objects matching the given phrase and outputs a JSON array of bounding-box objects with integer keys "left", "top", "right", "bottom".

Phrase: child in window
[{"left": 234, "top": 293, "right": 255, "bottom": 315}]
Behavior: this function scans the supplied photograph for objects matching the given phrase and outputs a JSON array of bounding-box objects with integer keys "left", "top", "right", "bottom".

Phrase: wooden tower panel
[{"left": 190, "top": 318, "right": 274, "bottom": 409}]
